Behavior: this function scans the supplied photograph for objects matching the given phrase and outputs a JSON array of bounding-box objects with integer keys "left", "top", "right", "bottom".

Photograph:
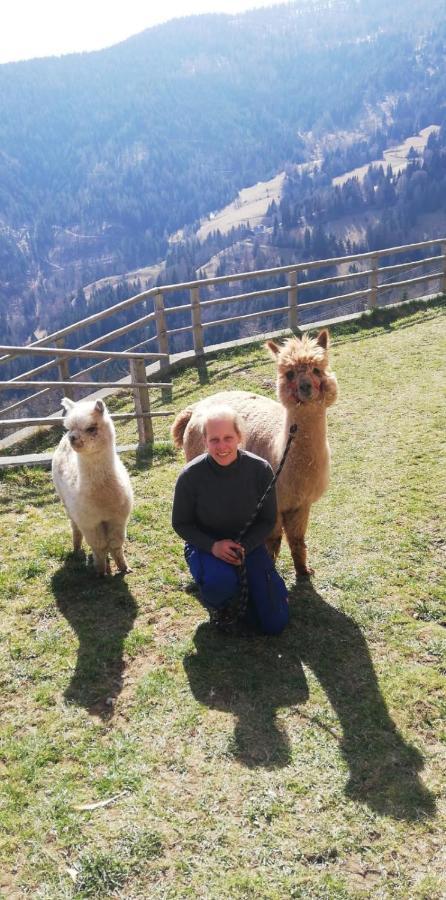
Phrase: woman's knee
[
  {"left": 201, "top": 553, "right": 237, "bottom": 591},
  {"left": 202, "top": 565, "right": 238, "bottom": 597},
  {"left": 260, "top": 601, "right": 289, "bottom": 635},
  {"left": 185, "top": 545, "right": 238, "bottom": 607}
]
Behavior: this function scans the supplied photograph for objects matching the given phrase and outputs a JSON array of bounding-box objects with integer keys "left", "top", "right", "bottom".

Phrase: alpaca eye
[
  {"left": 313, "top": 367, "right": 321, "bottom": 376},
  {"left": 86, "top": 426, "right": 97, "bottom": 434},
  {"left": 286, "top": 371, "right": 294, "bottom": 381}
]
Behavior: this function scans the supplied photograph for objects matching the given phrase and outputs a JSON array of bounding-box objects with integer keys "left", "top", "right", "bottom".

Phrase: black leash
[{"left": 209, "top": 424, "right": 298, "bottom": 632}]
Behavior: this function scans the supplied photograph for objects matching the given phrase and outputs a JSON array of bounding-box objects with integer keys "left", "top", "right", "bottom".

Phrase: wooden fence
[
  {"left": 0, "top": 346, "right": 171, "bottom": 448},
  {"left": 1, "top": 236, "right": 445, "bottom": 455}
]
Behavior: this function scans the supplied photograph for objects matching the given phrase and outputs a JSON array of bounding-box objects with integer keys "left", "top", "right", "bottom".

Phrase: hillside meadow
[{"left": 0, "top": 300, "right": 445, "bottom": 898}]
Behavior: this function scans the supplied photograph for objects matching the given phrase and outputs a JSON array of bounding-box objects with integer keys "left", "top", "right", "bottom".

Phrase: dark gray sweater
[{"left": 172, "top": 450, "right": 277, "bottom": 554}]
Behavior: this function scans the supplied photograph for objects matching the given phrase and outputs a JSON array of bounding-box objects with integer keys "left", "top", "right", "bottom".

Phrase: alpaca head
[
  {"left": 266, "top": 329, "right": 337, "bottom": 409},
  {"left": 61, "top": 398, "right": 115, "bottom": 455}
]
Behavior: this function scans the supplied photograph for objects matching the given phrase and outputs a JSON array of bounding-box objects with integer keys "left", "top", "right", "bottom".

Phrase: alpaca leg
[
  {"left": 108, "top": 522, "right": 131, "bottom": 574},
  {"left": 83, "top": 524, "right": 109, "bottom": 576},
  {"left": 70, "top": 519, "right": 83, "bottom": 551},
  {"left": 92, "top": 549, "right": 109, "bottom": 577},
  {"left": 265, "top": 517, "right": 283, "bottom": 562},
  {"left": 282, "top": 505, "right": 313, "bottom": 577}
]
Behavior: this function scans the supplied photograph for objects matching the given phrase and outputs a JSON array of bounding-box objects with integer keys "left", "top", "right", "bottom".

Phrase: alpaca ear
[
  {"left": 94, "top": 399, "right": 105, "bottom": 415},
  {"left": 61, "top": 397, "right": 75, "bottom": 414},
  {"left": 266, "top": 340, "right": 280, "bottom": 357},
  {"left": 316, "top": 329, "right": 329, "bottom": 350}
]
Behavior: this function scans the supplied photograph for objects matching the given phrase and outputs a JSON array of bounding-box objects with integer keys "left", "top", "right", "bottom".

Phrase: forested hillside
[{"left": 1, "top": 0, "right": 446, "bottom": 348}]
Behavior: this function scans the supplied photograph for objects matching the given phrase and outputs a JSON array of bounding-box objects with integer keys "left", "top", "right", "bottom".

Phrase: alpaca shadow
[
  {"left": 290, "top": 581, "right": 435, "bottom": 821},
  {"left": 183, "top": 622, "right": 309, "bottom": 769},
  {"left": 51, "top": 552, "right": 137, "bottom": 720}
]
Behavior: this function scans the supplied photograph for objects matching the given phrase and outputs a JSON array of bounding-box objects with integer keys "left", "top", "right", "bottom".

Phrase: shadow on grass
[
  {"left": 331, "top": 295, "right": 445, "bottom": 343},
  {"left": 184, "top": 622, "right": 309, "bottom": 770},
  {"left": 291, "top": 581, "right": 435, "bottom": 821},
  {"left": 123, "top": 443, "right": 177, "bottom": 475},
  {"left": 0, "top": 467, "right": 58, "bottom": 511},
  {"left": 0, "top": 424, "right": 64, "bottom": 458},
  {"left": 184, "top": 581, "right": 435, "bottom": 820},
  {"left": 51, "top": 553, "right": 137, "bottom": 720}
]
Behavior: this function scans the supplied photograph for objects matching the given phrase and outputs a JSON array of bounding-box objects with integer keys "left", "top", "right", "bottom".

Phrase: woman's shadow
[
  {"left": 51, "top": 552, "right": 137, "bottom": 720},
  {"left": 184, "top": 582, "right": 435, "bottom": 821},
  {"left": 184, "top": 622, "right": 309, "bottom": 770}
]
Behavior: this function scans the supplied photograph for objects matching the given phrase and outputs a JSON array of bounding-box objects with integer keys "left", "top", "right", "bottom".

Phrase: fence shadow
[
  {"left": 184, "top": 582, "right": 435, "bottom": 820},
  {"left": 51, "top": 553, "right": 137, "bottom": 719}
]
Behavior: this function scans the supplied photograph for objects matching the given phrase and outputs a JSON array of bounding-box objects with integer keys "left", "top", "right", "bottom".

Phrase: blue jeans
[{"left": 184, "top": 543, "right": 289, "bottom": 636}]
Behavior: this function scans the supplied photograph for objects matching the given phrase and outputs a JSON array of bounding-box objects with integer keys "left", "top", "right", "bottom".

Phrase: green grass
[{"left": 0, "top": 300, "right": 445, "bottom": 898}]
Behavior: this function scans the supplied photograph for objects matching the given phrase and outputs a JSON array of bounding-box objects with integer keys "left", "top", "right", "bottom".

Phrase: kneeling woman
[{"left": 172, "top": 405, "right": 289, "bottom": 635}]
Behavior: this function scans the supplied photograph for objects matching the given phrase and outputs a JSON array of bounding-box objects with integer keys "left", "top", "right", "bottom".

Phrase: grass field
[{"left": 0, "top": 301, "right": 445, "bottom": 899}]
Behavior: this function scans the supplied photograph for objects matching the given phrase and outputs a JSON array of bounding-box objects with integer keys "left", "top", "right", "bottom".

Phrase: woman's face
[{"left": 204, "top": 417, "right": 240, "bottom": 466}]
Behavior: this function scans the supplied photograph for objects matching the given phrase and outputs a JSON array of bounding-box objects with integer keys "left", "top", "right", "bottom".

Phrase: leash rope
[{"left": 209, "top": 424, "right": 298, "bottom": 632}]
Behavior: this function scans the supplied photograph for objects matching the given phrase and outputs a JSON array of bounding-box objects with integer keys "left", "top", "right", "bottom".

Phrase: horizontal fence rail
[
  {"left": 0, "top": 346, "right": 168, "bottom": 361},
  {"left": 0, "top": 340, "right": 172, "bottom": 448},
  {"left": 0, "top": 381, "right": 172, "bottom": 391},
  {"left": 1, "top": 236, "right": 445, "bottom": 460},
  {"left": 0, "top": 412, "right": 173, "bottom": 428}
]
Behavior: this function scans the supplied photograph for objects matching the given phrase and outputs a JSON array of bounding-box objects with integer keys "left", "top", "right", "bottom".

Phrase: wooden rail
[
  {"left": 0, "top": 344, "right": 171, "bottom": 448},
  {"left": 1, "top": 236, "right": 445, "bottom": 458},
  {"left": 0, "top": 381, "right": 171, "bottom": 391},
  {"left": 0, "top": 412, "right": 172, "bottom": 427}
]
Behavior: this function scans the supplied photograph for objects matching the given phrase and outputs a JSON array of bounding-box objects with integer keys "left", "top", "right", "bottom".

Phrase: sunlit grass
[{"left": 0, "top": 300, "right": 445, "bottom": 898}]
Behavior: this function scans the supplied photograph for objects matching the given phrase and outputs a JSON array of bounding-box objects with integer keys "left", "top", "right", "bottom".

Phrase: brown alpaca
[{"left": 171, "top": 329, "right": 338, "bottom": 576}]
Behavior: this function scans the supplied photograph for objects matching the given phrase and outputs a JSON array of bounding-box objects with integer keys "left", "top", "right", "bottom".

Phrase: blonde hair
[{"left": 200, "top": 404, "right": 245, "bottom": 442}]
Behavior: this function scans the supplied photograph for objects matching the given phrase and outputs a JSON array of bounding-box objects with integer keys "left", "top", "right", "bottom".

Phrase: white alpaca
[{"left": 52, "top": 398, "right": 133, "bottom": 575}]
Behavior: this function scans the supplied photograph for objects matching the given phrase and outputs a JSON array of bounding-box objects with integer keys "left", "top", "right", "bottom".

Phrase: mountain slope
[{"left": 1, "top": 0, "right": 446, "bottom": 343}]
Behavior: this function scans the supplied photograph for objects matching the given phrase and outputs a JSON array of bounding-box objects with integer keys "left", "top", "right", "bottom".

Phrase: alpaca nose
[
  {"left": 69, "top": 433, "right": 78, "bottom": 444},
  {"left": 300, "top": 380, "right": 312, "bottom": 395}
]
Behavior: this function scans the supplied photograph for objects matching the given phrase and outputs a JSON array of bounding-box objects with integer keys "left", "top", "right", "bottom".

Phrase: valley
[{"left": 1, "top": 0, "right": 446, "bottom": 353}]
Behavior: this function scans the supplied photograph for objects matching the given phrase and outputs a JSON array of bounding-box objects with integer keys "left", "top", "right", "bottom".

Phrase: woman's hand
[{"left": 211, "top": 540, "right": 245, "bottom": 565}]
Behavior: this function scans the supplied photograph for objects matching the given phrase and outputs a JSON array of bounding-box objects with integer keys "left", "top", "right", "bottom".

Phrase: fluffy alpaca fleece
[
  {"left": 52, "top": 398, "right": 133, "bottom": 575},
  {"left": 171, "top": 329, "right": 338, "bottom": 575}
]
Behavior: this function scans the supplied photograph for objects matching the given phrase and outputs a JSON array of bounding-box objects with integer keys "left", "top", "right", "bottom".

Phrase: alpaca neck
[
  {"left": 282, "top": 402, "right": 327, "bottom": 444},
  {"left": 77, "top": 442, "right": 117, "bottom": 480}
]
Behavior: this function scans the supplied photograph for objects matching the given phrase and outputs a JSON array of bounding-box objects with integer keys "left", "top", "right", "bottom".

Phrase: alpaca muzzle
[{"left": 69, "top": 433, "right": 83, "bottom": 450}]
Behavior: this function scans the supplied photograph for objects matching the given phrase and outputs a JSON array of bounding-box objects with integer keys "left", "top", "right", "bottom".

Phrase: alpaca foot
[
  {"left": 112, "top": 550, "right": 131, "bottom": 574},
  {"left": 296, "top": 564, "right": 314, "bottom": 578},
  {"left": 93, "top": 554, "right": 109, "bottom": 576}
]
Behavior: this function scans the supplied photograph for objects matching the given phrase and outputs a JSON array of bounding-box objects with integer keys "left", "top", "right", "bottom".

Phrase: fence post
[
  {"left": 129, "top": 358, "right": 153, "bottom": 448},
  {"left": 154, "top": 291, "right": 171, "bottom": 403},
  {"left": 190, "top": 286, "right": 204, "bottom": 358},
  {"left": 287, "top": 270, "right": 298, "bottom": 332},
  {"left": 369, "top": 254, "right": 379, "bottom": 309},
  {"left": 442, "top": 242, "right": 446, "bottom": 295},
  {"left": 55, "top": 337, "right": 74, "bottom": 400}
]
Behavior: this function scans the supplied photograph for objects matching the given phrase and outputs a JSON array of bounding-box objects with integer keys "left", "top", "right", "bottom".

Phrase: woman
[{"left": 172, "top": 405, "right": 289, "bottom": 635}]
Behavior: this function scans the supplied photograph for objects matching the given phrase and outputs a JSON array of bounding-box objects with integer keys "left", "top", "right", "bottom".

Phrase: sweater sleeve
[
  {"left": 171, "top": 468, "right": 215, "bottom": 554},
  {"left": 241, "top": 462, "right": 277, "bottom": 554}
]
